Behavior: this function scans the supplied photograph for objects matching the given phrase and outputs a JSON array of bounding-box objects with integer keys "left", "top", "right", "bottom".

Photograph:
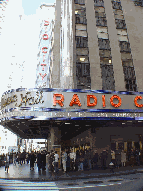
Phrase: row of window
[
  {"left": 111, "top": 0, "right": 138, "bottom": 91},
  {"left": 75, "top": 1, "right": 91, "bottom": 89},
  {"left": 94, "top": 0, "right": 115, "bottom": 91}
]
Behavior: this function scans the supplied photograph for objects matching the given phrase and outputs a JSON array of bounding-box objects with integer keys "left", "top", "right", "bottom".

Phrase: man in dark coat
[
  {"left": 41, "top": 151, "right": 46, "bottom": 171},
  {"left": 66, "top": 152, "right": 70, "bottom": 173},
  {"left": 30, "top": 151, "right": 35, "bottom": 170},
  {"left": 92, "top": 150, "right": 98, "bottom": 169},
  {"left": 37, "top": 151, "right": 42, "bottom": 172},
  {"left": 101, "top": 150, "right": 107, "bottom": 170}
]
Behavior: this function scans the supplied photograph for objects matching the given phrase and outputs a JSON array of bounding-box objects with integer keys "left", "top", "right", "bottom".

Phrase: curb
[{"left": 0, "top": 169, "right": 142, "bottom": 182}]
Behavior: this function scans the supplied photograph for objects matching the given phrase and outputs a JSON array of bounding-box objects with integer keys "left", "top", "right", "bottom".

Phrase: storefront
[{"left": 0, "top": 88, "right": 143, "bottom": 163}]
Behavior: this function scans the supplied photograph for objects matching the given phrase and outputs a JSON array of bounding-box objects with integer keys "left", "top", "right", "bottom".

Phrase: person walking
[
  {"left": 4, "top": 154, "right": 9, "bottom": 173},
  {"left": 37, "top": 151, "right": 42, "bottom": 172},
  {"left": 30, "top": 151, "right": 35, "bottom": 170},
  {"left": 121, "top": 150, "right": 126, "bottom": 167},
  {"left": 62, "top": 150, "right": 67, "bottom": 173}
]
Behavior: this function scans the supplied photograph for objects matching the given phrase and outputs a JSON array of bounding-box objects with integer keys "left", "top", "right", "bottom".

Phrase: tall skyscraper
[{"left": 36, "top": 0, "right": 142, "bottom": 92}]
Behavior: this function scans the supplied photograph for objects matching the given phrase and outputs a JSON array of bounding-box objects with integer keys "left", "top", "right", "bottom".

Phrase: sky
[
  {"left": 22, "top": 0, "right": 56, "bottom": 15},
  {"left": 0, "top": 0, "right": 56, "bottom": 97}
]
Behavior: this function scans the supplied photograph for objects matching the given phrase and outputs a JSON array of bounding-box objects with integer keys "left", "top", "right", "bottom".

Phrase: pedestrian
[
  {"left": 115, "top": 149, "right": 121, "bottom": 169},
  {"left": 66, "top": 152, "right": 70, "bottom": 173},
  {"left": 30, "top": 151, "right": 35, "bottom": 170},
  {"left": 101, "top": 150, "right": 107, "bottom": 170},
  {"left": 75, "top": 150, "right": 80, "bottom": 171},
  {"left": 121, "top": 150, "right": 126, "bottom": 167},
  {"left": 129, "top": 149, "right": 135, "bottom": 167},
  {"left": 111, "top": 150, "right": 116, "bottom": 167},
  {"left": 92, "top": 150, "right": 98, "bottom": 170},
  {"left": 18, "top": 152, "right": 21, "bottom": 164},
  {"left": 37, "top": 151, "right": 42, "bottom": 172},
  {"left": 87, "top": 148, "right": 92, "bottom": 170},
  {"left": 78, "top": 150, "right": 84, "bottom": 171},
  {"left": 54, "top": 151, "right": 59, "bottom": 173},
  {"left": 13, "top": 153, "right": 17, "bottom": 166},
  {"left": 135, "top": 148, "right": 140, "bottom": 166},
  {"left": 70, "top": 149, "right": 76, "bottom": 171},
  {"left": 4, "top": 153, "right": 9, "bottom": 173},
  {"left": 46, "top": 152, "right": 50, "bottom": 170},
  {"left": 62, "top": 150, "right": 67, "bottom": 173},
  {"left": 49, "top": 150, "right": 54, "bottom": 172},
  {"left": 41, "top": 151, "right": 46, "bottom": 171}
]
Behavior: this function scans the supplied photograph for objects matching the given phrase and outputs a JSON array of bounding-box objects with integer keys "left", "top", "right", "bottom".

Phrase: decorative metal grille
[
  {"left": 96, "top": 17, "right": 107, "bottom": 27},
  {"left": 101, "top": 65, "right": 115, "bottom": 90},
  {"left": 115, "top": 19, "right": 126, "bottom": 29},
  {"left": 75, "top": 15, "right": 87, "bottom": 24},
  {"left": 119, "top": 41, "right": 131, "bottom": 53},
  {"left": 98, "top": 39, "right": 111, "bottom": 50},
  {"left": 94, "top": 0, "right": 104, "bottom": 7}
]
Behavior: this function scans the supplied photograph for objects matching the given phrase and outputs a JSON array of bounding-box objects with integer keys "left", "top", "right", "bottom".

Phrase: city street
[
  {"left": 0, "top": 163, "right": 143, "bottom": 190},
  {"left": 0, "top": 172, "right": 142, "bottom": 190}
]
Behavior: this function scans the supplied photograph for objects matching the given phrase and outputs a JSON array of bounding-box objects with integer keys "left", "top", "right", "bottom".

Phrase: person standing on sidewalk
[
  {"left": 62, "top": 150, "right": 67, "bottom": 173},
  {"left": 49, "top": 150, "right": 54, "bottom": 172},
  {"left": 87, "top": 148, "right": 92, "bottom": 170},
  {"left": 121, "top": 150, "right": 126, "bottom": 167},
  {"left": 54, "top": 151, "right": 59, "bottom": 173},
  {"left": 30, "top": 151, "right": 35, "bottom": 170},
  {"left": 79, "top": 150, "right": 84, "bottom": 171},
  {"left": 4, "top": 153, "right": 9, "bottom": 173},
  {"left": 92, "top": 150, "right": 98, "bottom": 170},
  {"left": 13, "top": 153, "right": 16, "bottom": 166}
]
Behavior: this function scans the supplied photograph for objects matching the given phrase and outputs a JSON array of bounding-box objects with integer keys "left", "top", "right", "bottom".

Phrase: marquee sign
[{"left": 0, "top": 89, "right": 142, "bottom": 121}]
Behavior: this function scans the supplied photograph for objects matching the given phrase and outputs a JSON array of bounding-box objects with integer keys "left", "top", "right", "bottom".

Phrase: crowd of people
[{"left": 2, "top": 147, "right": 142, "bottom": 173}]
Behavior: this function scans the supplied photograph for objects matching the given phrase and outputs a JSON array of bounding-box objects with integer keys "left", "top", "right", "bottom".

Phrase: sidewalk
[{"left": 0, "top": 163, "right": 142, "bottom": 181}]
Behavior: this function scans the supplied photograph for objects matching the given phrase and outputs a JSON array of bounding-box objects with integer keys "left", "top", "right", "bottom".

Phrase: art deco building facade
[{"left": 45, "top": 0, "right": 142, "bottom": 92}]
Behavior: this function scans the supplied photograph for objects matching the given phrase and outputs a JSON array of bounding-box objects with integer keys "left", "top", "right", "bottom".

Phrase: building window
[
  {"left": 115, "top": 19, "right": 126, "bottom": 29},
  {"left": 112, "top": 1, "right": 122, "bottom": 10},
  {"left": 75, "top": 0, "right": 85, "bottom": 5},
  {"left": 76, "top": 36, "right": 88, "bottom": 48},
  {"left": 98, "top": 38, "right": 111, "bottom": 50},
  {"left": 119, "top": 41, "right": 131, "bottom": 53},
  {"left": 75, "top": 15, "right": 87, "bottom": 24},
  {"left": 96, "top": 17, "right": 107, "bottom": 27},
  {"left": 94, "top": 0, "right": 104, "bottom": 7}
]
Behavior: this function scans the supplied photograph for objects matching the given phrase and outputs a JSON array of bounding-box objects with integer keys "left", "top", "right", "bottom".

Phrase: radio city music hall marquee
[
  {"left": 0, "top": 89, "right": 142, "bottom": 120},
  {"left": 1, "top": 90, "right": 143, "bottom": 109}
]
